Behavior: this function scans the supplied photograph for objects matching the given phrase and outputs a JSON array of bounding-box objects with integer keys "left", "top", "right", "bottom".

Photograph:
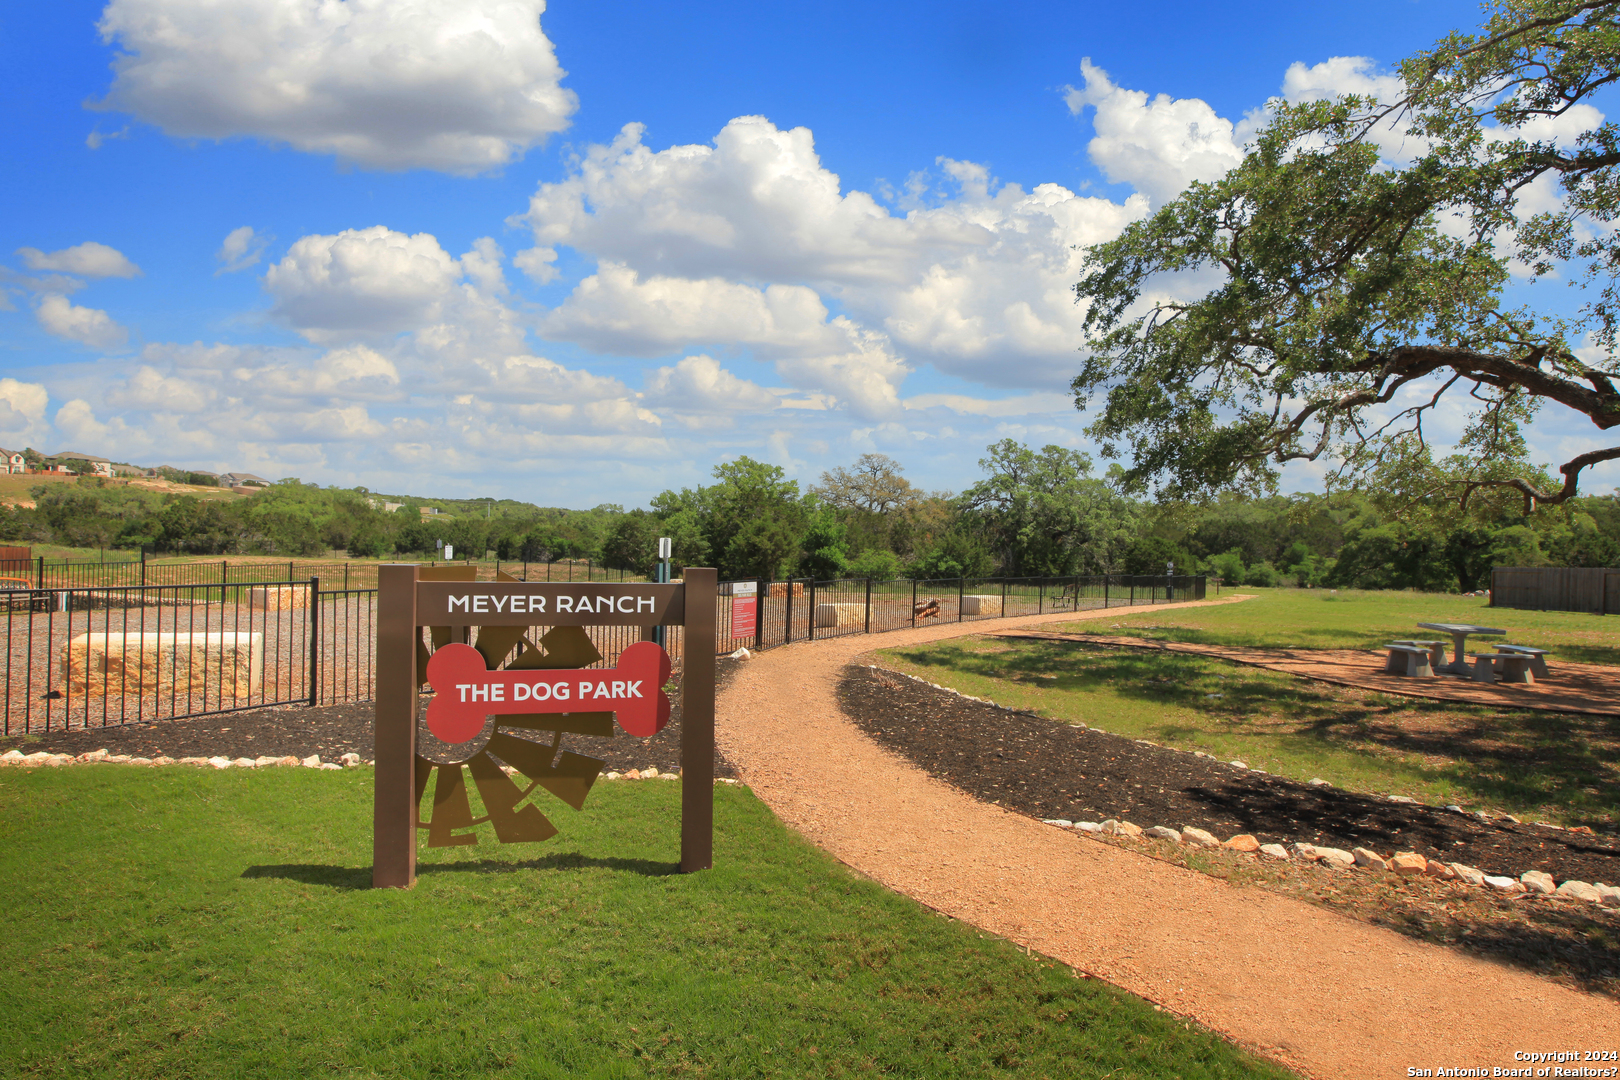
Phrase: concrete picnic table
[{"left": 1416, "top": 622, "right": 1507, "bottom": 674}]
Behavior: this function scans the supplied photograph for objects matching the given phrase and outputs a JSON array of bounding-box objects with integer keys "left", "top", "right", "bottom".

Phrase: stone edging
[
  {"left": 880, "top": 667, "right": 1620, "bottom": 909},
  {"left": 0, "top": 748, "right": 738, "bottom": 786}
]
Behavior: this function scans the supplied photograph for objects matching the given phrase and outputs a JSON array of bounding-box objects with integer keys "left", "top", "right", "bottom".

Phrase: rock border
[
  {"left": 878, "top": 667, "right": 1620, "bottom": 910},
  {"left": 0, "top": 748, "right": 738, "bottom": 785}
]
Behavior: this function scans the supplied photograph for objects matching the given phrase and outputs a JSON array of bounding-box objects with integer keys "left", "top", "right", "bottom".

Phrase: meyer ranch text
[{"left": 414, "top": 582, "right": 685, "bottom": 626}]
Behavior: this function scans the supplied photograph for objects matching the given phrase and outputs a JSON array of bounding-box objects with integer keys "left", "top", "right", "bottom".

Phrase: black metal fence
[
  {"left": 15, "top": 555, "right": 651, "bottom": 593},
  {"left": 714, "top": 573, "right": 1206, "bottom": 651},
  {"left": 1, "top": 570, "right": 1202, "bottom": 734}
]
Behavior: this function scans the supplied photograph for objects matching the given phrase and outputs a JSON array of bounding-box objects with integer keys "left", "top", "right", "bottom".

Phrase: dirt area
[
  {"left": 1000, "top": 628, "right": 1620, "bottom": 715},
  {"left": 840, "top": 662, "right": 1620, "bottom": 998},
  {"left": 0, "top": 473, "right": 241, "bottom": 510},
  {"left": 714, "top": 599, "right": 1620, "bottom": 1080}
]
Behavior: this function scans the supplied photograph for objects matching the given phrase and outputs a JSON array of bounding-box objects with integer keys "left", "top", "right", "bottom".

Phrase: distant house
[
  {"left": 420, "top": 506, "right": 445, "bottom": 518},
  {"left": 47, "top": 451, "right": 115, "bottom": 478},
  {"left": 0, "top": 448, "right": 24, "bottom": 475},
  {"left": 220, "top": 472, "right": 270, "bottom": 487}
]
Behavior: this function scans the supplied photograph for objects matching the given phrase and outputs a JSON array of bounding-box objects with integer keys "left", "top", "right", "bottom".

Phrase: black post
[
  {"left": 958, "top": 576, "right": 964, "bottom": 622},
  {"left": 912, "top": 578, "right": 917, "bottom": 628},
  {"left": 1100, "top": 575, "right": 1105, "bottom": 609},
  {"left": 808, "top": 578, "right": 817, "bottom": 640},
  {"left": 308, "top": 576, "right": 320, "bottom": 706},
  {"left": 36, "top": 555, "right": 44, "bottom": 589},
  {"left": 140, "top": 547, "right": 147, "bottom": 587},
  {"left": 1002, "top": 577, "right": 1007, "bottom": 617},
  {"left": 784, "top": 579, "right": 794, "bottom": 644},
  {"left": 1038, "top": 578, "right": 1043, "bottom": 614},
  {"left": 864, "top": 577, "right": 872, "bottom": 634},
  {"left": 755, "top": 578, "right": 764, "bottom": 652}
]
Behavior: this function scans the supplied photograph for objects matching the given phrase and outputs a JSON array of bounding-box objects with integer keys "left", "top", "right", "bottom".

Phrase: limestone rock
[
  {"left": 1424, "top": 859, "right": 1458, "bottom": 879},
  {"left": 208, "top": 756, "right": 232, "bottom": 768},
  {"left": 1075, "top": 822, "right": 1102, "bottom": 833},
  {"left": 1144, "top": 826, "right": 1181, "bottom": 842},
  {"left": 1555, "top": 880, "right": 1600, "bottom": 903},
  {"left": 1352, "top": 847, "right": 1390, "bottom": 871},
  {"left": 1449, "top": 863, "right": 1486, "bottom": 886},
  {"left": 1259, "top": 844, "right": 1290, "bottom": 859},
  {"left": 1290, "top": 842, "right": 1320, "bottom": 861},
  {"left": 75, "top": 749, "right": 109, "bottom": 763},
  {"left": 128, "top": 757, "right": 153, "bottom": 766},
  {"left": 1595, "top": 883, "right": 1620, "bottom": 907},
  {"left": 660, "top": 772, "right": 679, "bottom": 781},
  {"left": 1484, "top": 875, "right": 1523, "bottom": 891},
  {"left": 254, "top": 756, "right": 280, "bottom": 767},
  {"left": 232, "top": 757, "right": 256, "bottom": 768},
  {"left": 107, "top": 754, "right": 132, "bottom": 764},
  {"left": 276, "top": 756, "right": 300, "bottom": 767},
  {"left": 644, "top": 767, "right": 660, "bottom": 777},
  {"left": 1520, "top": 870, "right": 1555, "bottom": 895},
  {"left": 178, "top": 757, "right": 208, "bottom": 766},
  {"left": 64, "top": 631, "right": 263, "bottom": 699},
  {"left": 338, "top": 752, "right": 361, "bottom": 767},
  {"left": 1387, "top": 795, "right": 1417, "bottom": 804},
  {"left": 1315, "top": 847, "right": 1355, "bottom": 868},
  {"left": 1390, "top": 852, "right": 1427, "bottom": 877},
  {"left": 1044, "top": 819, "right": 1075, "bottom": 829},
  {"left": 301, "top": 755, "right": 321, "bottom": 767},
  {"left": 22, "top": 752, "right": 51, "bottom": 766},
  {"left": 319, "top": 762, "right": 341, "bottom": 770},
  {"left": 1181, "top": 826, "right": 1219, "bottom": 847},
  {"left": 1308, "top": 777, "right": 1329, "bottom": 787},
  {"left": 604, "top": 771, "right": 622, "bottom": 780},
  {"left": 248, "top": 585, "right": 308, "bottom": 611},
  {"left": 728, "top": 647, "right": 752, "bottom": 660},
  {"left": 151, "top": 756, "right": 174, "bottom": 766},
  {"left": 813, "top": 602, "right": 870, "bottom": 629},
  {"left": 1114, "top": 821, "right": 1144, "bottom": 838},
  {"left": 1228, "top": 760, "right": 1248, "bottom": 770},
  {"left": 958, "top": 594, "right": 1003, "bottom": 617},
  {"left": 623, "top": 769, "right": 642, "bottom": 780},
  {"left": 1223, "top": 834, "right": 1261, "bottom": 852},
  {"left": 0, "top": 749, "right": 23, "bottom": 763}
]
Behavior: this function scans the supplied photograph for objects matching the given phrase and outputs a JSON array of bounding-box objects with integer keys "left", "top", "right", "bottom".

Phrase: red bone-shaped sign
[{"left": 425, "top": 640, "right": 671, "bottom": 744}]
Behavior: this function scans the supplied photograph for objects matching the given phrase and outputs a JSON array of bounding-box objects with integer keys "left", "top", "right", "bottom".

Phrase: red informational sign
[
  {"left": 424, "top": 640, "right": 672, "bottom": 742},
  {"left": 730, "top": 581, "right": 757, "bottom": 639}
]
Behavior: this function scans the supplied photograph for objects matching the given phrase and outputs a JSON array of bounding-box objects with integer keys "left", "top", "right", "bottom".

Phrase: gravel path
[{"left": 716, "top": 598, "right": 1620, "bottom": 1080}]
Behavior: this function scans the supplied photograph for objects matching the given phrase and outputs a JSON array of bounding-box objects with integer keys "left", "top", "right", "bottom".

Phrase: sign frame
[{"left": 372, "top": 565, "right": 717, "bottom": 888}]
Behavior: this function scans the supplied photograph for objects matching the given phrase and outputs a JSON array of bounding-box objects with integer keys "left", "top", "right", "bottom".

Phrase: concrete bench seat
[
  {"left": 1492, "top": 644, "right": 1550, "bottom": 679},
  {"left": 1383, "top": 644, "right": 1436, "bottom": 677},
  {"left": 1389, "top": 639, "right": 1446, "bottom": 669},
  {"left": 1468, "top": 651, "right": 1535, "bottom": 685}
]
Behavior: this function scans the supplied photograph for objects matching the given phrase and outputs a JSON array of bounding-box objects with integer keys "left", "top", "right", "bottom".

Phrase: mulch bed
[
  {"left": 836, "top": 663, "right": 1620, "bottom": 884},
  {"left": 0, "top": 661, "right": 740, "bottom": 779},
  {"left": 839, "top": 661, "right": 1620, "bottom": 998}
]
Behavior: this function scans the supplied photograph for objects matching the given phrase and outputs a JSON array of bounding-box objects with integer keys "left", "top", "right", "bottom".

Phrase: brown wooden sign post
[{"left": 372, "top": 565, "right": 717, "bottom": 889}]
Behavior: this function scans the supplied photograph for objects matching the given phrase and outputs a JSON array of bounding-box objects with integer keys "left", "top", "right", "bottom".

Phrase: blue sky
[{"left": 3, "top": 0, "right": 1609, "bottom": 506}]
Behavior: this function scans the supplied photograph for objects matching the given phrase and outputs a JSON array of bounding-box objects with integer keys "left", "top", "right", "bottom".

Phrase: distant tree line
[{"left": 2, "top": 444, "right": 1616, "bottom": 592}]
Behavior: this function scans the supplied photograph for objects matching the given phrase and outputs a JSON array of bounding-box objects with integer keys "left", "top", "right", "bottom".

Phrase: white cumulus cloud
[
  {"left": 264, "top": 226, "right": 464, "bottom": 339},
  {"left": 215, "top": 226, "right": 267, "bottom": 274},
  {"left": 35, "top": 294, "right": 129, "bottom": 349},
  {"left": 17, "top": 242, "right": 141, "bottom": 278},
  {"left": 0, "top": 379, "right": 50, "bottom": 443},
  {"left": 96, "top": 0, "right": 577, "bottom": 173}
]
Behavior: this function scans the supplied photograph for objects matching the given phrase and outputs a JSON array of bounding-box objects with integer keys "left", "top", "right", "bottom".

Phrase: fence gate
[{"left": 371, "top": 564, "right": 717, "bottom": 889}]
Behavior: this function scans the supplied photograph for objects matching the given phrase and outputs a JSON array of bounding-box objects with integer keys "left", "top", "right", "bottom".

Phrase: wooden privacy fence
[{"left": 1490, "top": 566, "right": 1620, "bottom": 614}]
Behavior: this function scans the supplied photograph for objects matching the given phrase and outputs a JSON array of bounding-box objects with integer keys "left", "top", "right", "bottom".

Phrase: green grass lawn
[
  {"left": 878, "top": 626, "right": 1620, "bottom": 829},
  {"left": 0, "top": 768, "right": 1292, "bottom": 1080},
  {"left": 1113, "top": 587, "right": 1620, "bottom": 666}
]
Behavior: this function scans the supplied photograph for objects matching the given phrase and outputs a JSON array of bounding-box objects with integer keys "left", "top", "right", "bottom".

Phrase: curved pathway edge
[{"left": 714, "top": 598, "right": 1620, "bottom": 1080}]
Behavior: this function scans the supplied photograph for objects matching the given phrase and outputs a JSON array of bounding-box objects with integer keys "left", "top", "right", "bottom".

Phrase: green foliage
[
  {"left": 847, "top": 547, "right": 904, "bottom": 580},
  {"left": 907, "top": 526, "right": 994, "bottom": 580},
  {"left": 1073, "top": 0, "right": 1620, "bottom": 509},
  {"left": 959, "top": 440, "right": 1141, "bottom": 575},
  {"left": 0, "top": 771, "right": 1289, "bottom": 1080},
  {"left": 796, "top": 504, "right": 850, "bottom": 579}
]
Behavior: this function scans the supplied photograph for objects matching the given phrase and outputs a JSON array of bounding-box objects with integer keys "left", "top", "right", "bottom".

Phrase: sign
[
  {"left": 425, "top": 640, "right": 671, "bottom": 742},
  {"left": 372, "top": 565, "right": 717, "bottom": 890},
  {"left": 730, "top": 580, "right": 756, "bottom": 639},
  {"left": 415, "top": 582, "right": 685, "bottom": 626},
  {"left": 443, "top": 545, "right": 453, "bottom": 560},
  {"left": 658, "top": 536, "right": 672, "bottom": 559}
]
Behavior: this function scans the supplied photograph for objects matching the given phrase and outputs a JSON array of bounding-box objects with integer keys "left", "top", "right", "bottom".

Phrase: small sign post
[
  {"left": 372, "top": 566, "right": 717, "bottom": 888},
  {"left": 730, "top": 580, "right": 757, "bottom": 639}
]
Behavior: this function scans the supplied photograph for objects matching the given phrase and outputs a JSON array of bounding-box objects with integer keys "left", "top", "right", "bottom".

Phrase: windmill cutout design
[{"left": 412, "top": 578, "right": 670, "bottom": 848}]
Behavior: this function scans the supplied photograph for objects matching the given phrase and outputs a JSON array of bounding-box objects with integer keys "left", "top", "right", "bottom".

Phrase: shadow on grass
[
  {"left": 891, "top": 639, "right": 1620, "bottom": 825},
  {"left": 242, "top": 852, "right": 677, "bottom": 890}
]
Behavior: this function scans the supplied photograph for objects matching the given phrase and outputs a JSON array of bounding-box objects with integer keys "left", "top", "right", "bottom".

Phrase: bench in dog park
[
  {"left": 1492, "top": 644, "right": 1550, "bottom": 679},
  {"left": 1382, "top": 644, "right": 1437, "bottom": 677},
  {"left": 1469, "top": 650, "right": 1537, "bottom": 684}
]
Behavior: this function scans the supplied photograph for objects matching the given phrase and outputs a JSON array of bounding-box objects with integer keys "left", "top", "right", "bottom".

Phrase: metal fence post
[
  {"left": 1001, "top": 577, "right": 1007, "bottom": 616},
  {"left": 958, "top": 576, "right": 964, "bottom": 621},
  {"left": 308, "top": 576, "right": 320, "bottom": 706},
  {"left": 681, "top": 567, "right": 717, "bottom": 873},
  {"left": 140, "top": 548, "right": 146, "bottom": 586},
  {"left": 912, "top": 579, "right": 917, "bottom": 628},
  {"left": 864, "top": 577, "right": 872, "bottom": 634},
  {"left": 784, "top": 579, "right": 794, "bottom": 644},
  {"left": 36, "top": 556, "right": 43, "bottom": 589},
  {"left": 756, "top": 578, "right": 765, "bottom": 651},
  {"left": 1101, "top": 574, "right": 1106, "bottom": 609},
  {"left": 808, "top": 578, "right": 817, "bottom": 640}
]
